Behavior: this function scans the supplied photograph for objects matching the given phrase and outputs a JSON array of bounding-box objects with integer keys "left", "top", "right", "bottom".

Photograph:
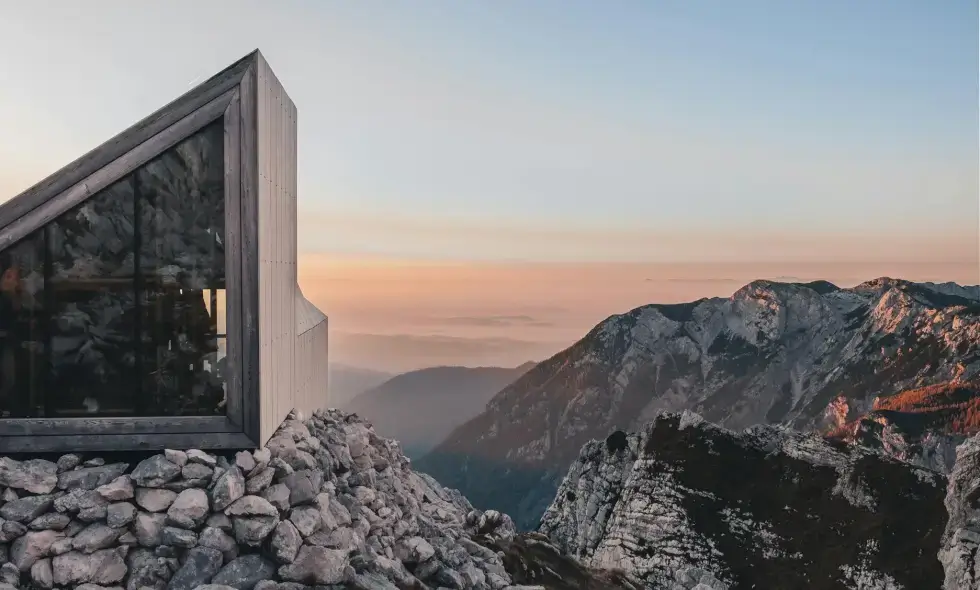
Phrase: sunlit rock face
[
  {"left": 827, "top": 381, "right": 980, "bottom": 475},
  {"left": 419, "top": 278, "right": 980, "bottom": 529},
  {"left": 539, "top": 412, "right": 947, "bottom": 590}
]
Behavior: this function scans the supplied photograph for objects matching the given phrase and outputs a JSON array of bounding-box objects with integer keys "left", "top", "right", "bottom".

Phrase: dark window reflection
[
  {"left": 0, "top": 121, "right": 226, "bottom": 419},
  {"left": 0, "top": 233, "right": 45, "bottom": 417},
  {"left": 138, "top": 126, "right": 225, "bottom": 416},
  {"left": 48, "top": 178, "right": 138, "bottom": 416}
]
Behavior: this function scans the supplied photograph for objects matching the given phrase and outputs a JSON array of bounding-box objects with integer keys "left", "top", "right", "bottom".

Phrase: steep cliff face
[
  {"left": 419, "top": 278, "right": 980, "bottom": 529},
  {"left": 940, "top": 436, "right": 980, "bottom": 589},
  {"left": 538, "top": 412, "right": 947, "bottom": 590}
]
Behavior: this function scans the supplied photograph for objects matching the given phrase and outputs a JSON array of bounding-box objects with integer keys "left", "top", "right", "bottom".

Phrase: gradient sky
[{"left": 1, "top": 2, "right": 977, "bottom": 371}]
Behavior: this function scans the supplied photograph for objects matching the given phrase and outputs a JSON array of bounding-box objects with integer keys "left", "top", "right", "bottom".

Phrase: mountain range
[
  {"left": 342, "top": 362, "right": 536, "bottom": 458},
  {"left": 416, "top": 277, "right": 980, "bottom": 529},
  {"left": 327, "top": 363, "right": 394, "bottom": 407}
]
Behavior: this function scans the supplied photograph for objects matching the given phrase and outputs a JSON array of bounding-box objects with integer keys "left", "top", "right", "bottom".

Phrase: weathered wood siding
[
  {"left": 256, "top": 55, "right": 299, "bottom": 446},
  {"left": 295, "top": 289, "right": 329, "bottom": 414}
]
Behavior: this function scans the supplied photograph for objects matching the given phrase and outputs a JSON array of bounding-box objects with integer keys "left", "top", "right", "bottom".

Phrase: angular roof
[{"left": 0, "top": 50, "right": 261, "bottom": 248}]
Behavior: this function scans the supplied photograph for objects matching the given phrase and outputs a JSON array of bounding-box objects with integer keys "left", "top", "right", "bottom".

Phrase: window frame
[{"left": 0, "top": 57, "right": 260, "bottom": 452}]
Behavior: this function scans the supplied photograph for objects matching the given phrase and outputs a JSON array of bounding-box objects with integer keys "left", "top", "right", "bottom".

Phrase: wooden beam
[
  {"left": 238, "top": 64, "right": 261, "bottom": 445},
  {"left": 0, "top": 416, "right": 238, "bottom": 437},
  {"left": 224, "top": 90, "right": 244, "bottom": 430},
  {"left": 0, "top": 431, "right": 257, "bottom": 453}
]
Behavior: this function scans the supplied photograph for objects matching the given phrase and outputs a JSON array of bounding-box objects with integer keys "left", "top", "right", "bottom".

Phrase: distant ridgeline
[{"left": 416, "top": 278, "right": 980, "bottom": 530}]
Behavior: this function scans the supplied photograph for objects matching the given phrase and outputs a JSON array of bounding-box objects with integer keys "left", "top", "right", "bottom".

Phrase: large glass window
[{"left": 0, "top": 121, "right": 226, "bottom": 419}]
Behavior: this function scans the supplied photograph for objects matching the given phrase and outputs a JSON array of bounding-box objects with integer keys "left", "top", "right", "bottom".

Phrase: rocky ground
[
  {"left": 0, "top": 409, "right": 631, "bottom": 590},
  {"left": 539, "top": 411, "right": 949, "bottom": 590}
]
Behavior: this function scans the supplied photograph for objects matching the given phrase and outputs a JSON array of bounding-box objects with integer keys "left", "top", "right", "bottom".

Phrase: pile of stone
[{"left": 0, "top": 409, "right": 553, "bottom": 590}]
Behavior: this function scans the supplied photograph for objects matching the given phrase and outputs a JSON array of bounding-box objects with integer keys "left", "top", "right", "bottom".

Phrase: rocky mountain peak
[{"left": 418, "top": 278, "right": 980, "bottom": 531}]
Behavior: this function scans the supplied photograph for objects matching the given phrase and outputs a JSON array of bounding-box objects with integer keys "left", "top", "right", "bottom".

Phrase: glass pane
[
  {"left": 47, "top": 178, "right": 138, "bottom": 416},
  {"left": 137, "top": 121, "right": 225, "bottom": 416},
  {"left": 0, "top": 120, "right": 228, "bottom": 420},
  {"left": 0, "top": 232, "right": 45, "bottom": 418}
]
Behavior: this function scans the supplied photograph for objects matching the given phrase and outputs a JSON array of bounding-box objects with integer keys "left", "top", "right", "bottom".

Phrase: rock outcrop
[
  {"left": 940, "top": 436, "right": 980, "bottom": 589},
  {"left": 827, "top": 381, "right": 980, "bottom": 475},
  {"left": 539, "top": 412, "right": 948, "bottom": 590},
  {"left": 420, "top": 278, "right": 980, "bottom": 529},
  {"left": 0, "top": 409, "right": 628, "bottom": 590}
]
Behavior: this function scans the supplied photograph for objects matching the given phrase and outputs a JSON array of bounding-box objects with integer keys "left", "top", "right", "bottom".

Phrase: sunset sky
[{"left": 1, "top": 1, "right": 977, "bottom": 372}]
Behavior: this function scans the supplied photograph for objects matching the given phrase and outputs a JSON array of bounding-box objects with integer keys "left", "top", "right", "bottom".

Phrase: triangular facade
[{"left": 0, "top": 51, "right": 328, "bottom": 452}]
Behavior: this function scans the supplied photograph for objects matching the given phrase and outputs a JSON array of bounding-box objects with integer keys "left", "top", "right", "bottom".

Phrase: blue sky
[
  {"left": 0, "top": 0, "right": 976, "bottom": 263},
  {"left": 1, "top": 1, "right": 977, "bottom": 369}
]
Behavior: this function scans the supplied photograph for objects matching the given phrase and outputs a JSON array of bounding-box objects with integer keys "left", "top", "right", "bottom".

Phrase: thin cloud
[
  {"left": 435, "top": 315, "right": 554, "bottom": 328},
  {"left": 330, "top": 331, "right": 569, "bottom": 374}
]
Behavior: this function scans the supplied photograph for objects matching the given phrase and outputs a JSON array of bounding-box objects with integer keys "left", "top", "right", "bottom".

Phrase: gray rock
[
  {"left": 166, "top": 489, "right": 209, "bottom": 529},
  {"left": 198, "top": 526, "right": 238, "bottom": 562},
  {"left": 164, "top": 450, "right": 188, "bottom": 467},
  {"left": 72, "top": 523, "right": 124, "bottom": 554},
  {"left": 167, "top": 546, "right": 223, "bottom": 590},
  {"left": 30, "top": 557, "right": 53, "bottom": 589},
  {"left": 394, "top": 537, "right": 435, "bottom": 565},
  {"left": 56, "top": 454, "right": 82, "bottom": 473},
  {"left": 107, "top": 502, "right": 137, "bottom": 528},
  {"left": 52, "top": 548, "right": 128, "bottom": 586},
  {"left": 0, "top": 563, "right": 17, "bottom": 584},
  {"left": 212, "top": 554, "right": 276, "bottom": 590},
  {"left": 0, "top": 518, "right": 26, "bottom": 542},
  {"left": 125, "top": 548, "right": 172, "bottom": 590},
  {"left": 281, "top": 471, "right": 318, "bottom": 507},
  {"left": 131, "top": 456, "right": 181, "bottom": 488},
  {"left": 135, "top": 488, "right": 178, "bottom": 512},
  {"left": 82, "top": 458, "right": 105, "bottom": 467},
  {"left": 211, "top": 467, "right": 246, "bottom": 512},
  {"left": 0, "top": 494, "right": 54, "bottom": 522},
  {"left": 160, "top": 526, "right": 197, "bottom": 548},
  {"left": 206, "top": 513, "right": 234, "bottom": 532},
  {"left": 55, "top": 489, "right": 108, "bottom": 521},
  {"left": 186, "top": 449, "right": 217, "bottom": 467},
  {"left": 181, "top": 462, "right": 213, "bottom": 483},
  {"left": 50, "top": 538, "right": 73, "bottom": 556},
  {"left": 270, "top": 520, "right": 302, "bottom": 564},
  {"left": 269, "top": 458, "right": 293, "bottom": 479},
  {"left": 10, "top": 529, "right": 64, "bottom": 571},
  {"left": 0, "top": 488, "right": 18, "bottom": 503},
  {"left": 261, "top": 484, "right": 291, "bottom": 513},
  {"left": 253, "top": 448, "right": 271, "bottom": 467},
  {"left": 96, "top": 476, "right": 134, "bottom": 501},
  {"left": 235, "top": 451, "right": 257, "bottom": 474},
  {"left": 313, "top": 526, "right": 361, "bottom": 550},
  {"left": 29, "top": 512, "right": 71, "bottom": 531},
  {"left": 232, "top": 514, "right": 279, "bottom": 547},
  {"left": 245, "top": 467, "right": 275, "bottom": 494},
  {"left": 0, "top": 458, "right": 58, "bottom": 494},
  {"left": 57, "top": 463, "right": 129, "bottom": 491},
  {"left": 278, "top": 546, "right": 348, "bottom": 585},
  {"left": 226, "top": 495, "right": 278, "bottom": 518},
  {"left": 288, "top": 506, "right": 321, "bottom": 537},
  {"left": 134, "top": 512, "right": 167, "bottom": 548}
]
